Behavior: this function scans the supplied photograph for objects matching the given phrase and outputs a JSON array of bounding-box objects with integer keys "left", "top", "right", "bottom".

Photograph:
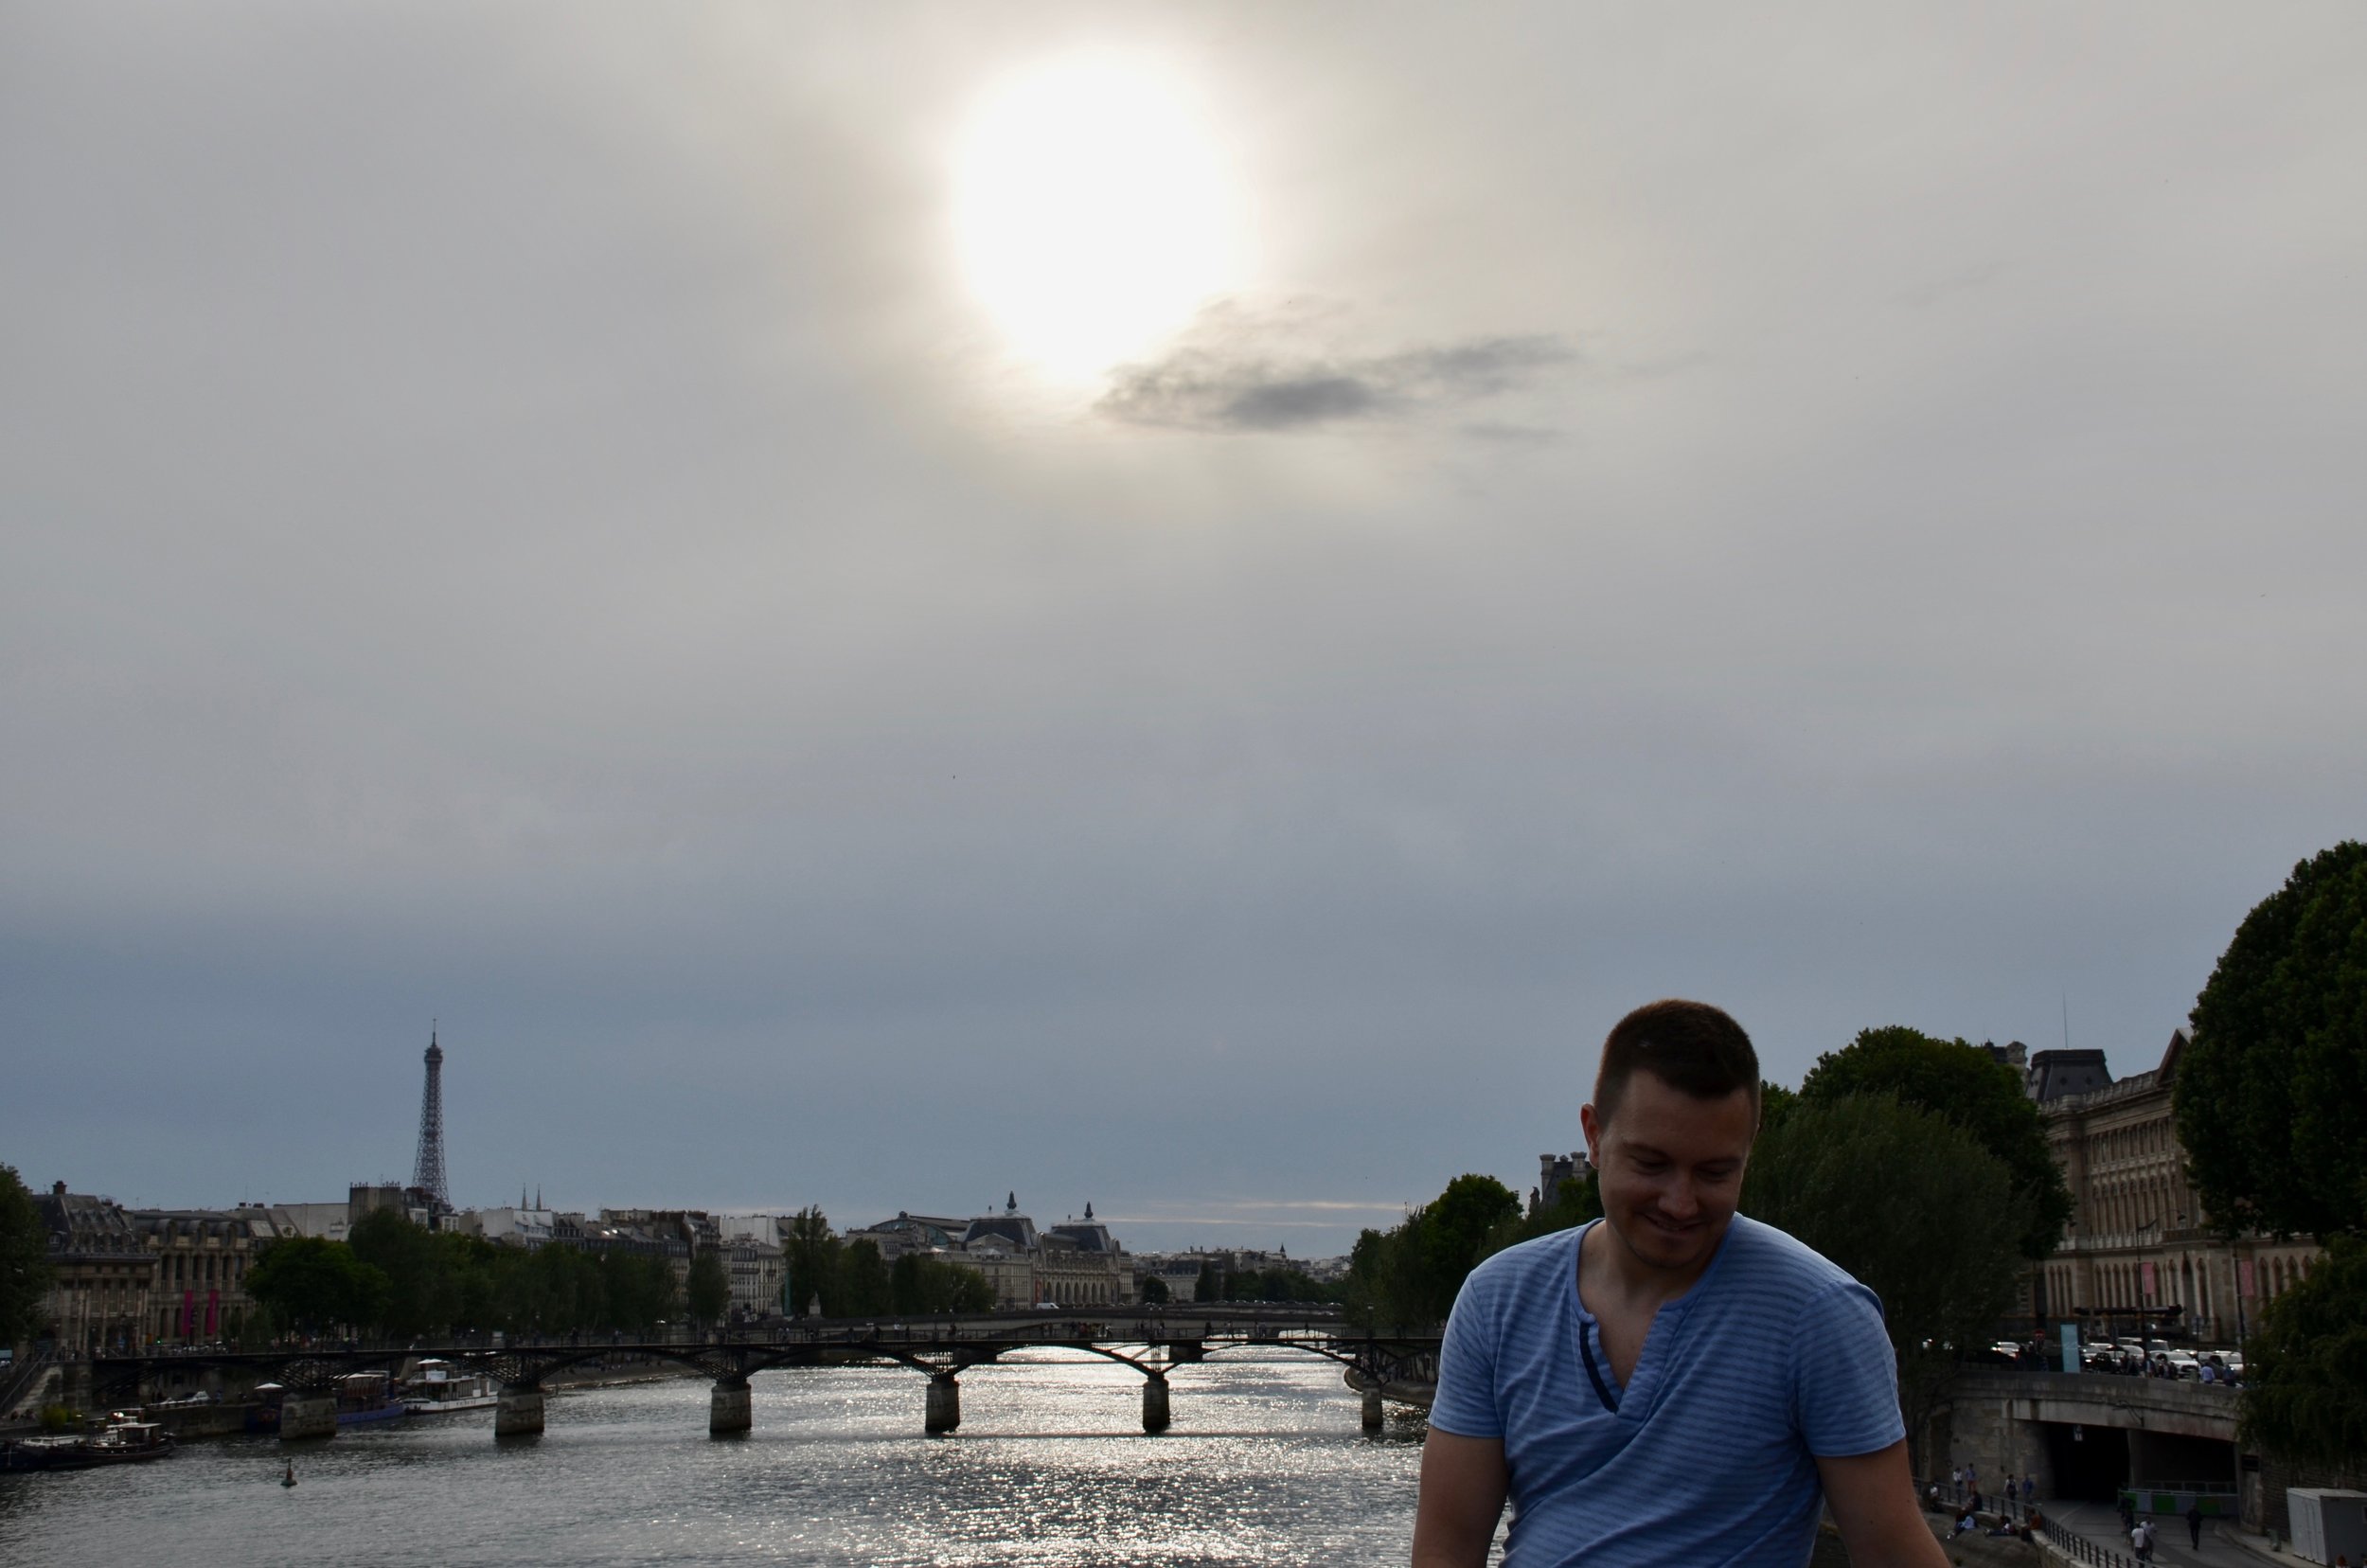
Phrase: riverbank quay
[{"left": 2036, "top": 1497, "right": 2320, "bottom": 1568}]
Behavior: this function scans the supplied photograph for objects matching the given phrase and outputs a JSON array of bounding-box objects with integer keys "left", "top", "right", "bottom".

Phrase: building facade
[
  {"left": 133, "top": 1208, "right": 282, "bottom": 1346},
  {"left": 31, "top": 1185, "right": 154, "bottom": 1356},
  {"left": 2030, "top": 1031, "right": 2322, "bottom": 1344},
  {"left": 853, "top": 1196, "right": 1135, "bottom": 1310}
]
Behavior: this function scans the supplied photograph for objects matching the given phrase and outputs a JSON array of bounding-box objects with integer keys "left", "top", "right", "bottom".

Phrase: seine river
[{"left": 1, "top": 1352, "right": 1429, "bottom": 1566}]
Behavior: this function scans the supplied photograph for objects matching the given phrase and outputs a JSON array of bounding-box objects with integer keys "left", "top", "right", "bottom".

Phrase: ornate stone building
[
  {"left": 854, "top": 1196, "right": 1135, "bottom": 1310},
  {"left": 2030, "top": 1030, "right": 2322, "bottom": 1344},
  {"left": 134, "top": 1207, "right": 282, "bottom": 1346},
  {"left": 32, "top": 1185, "right": 154, "bottom": 1355}
]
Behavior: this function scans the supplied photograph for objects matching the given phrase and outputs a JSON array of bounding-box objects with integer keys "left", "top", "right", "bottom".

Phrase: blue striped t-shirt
[{"left": 1429, "top": 1215, "right": 1904, "bottom": 1567}]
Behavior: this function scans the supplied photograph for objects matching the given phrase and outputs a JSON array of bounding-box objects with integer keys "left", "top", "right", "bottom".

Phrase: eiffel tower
[{"left": 411, "top": 1025, "right": 452, "bottom": 1213}]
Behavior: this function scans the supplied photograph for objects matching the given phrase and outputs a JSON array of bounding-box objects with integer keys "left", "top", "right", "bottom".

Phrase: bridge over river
[{"left": 93, "top": 1307, "right": 1441, "bottom": 1442}]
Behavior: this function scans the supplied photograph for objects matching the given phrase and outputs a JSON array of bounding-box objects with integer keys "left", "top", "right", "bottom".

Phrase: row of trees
[
  {"left": 2175, "top": 841, "right": 2367, "bottom": 1467},
  {"left": 1184, "top": 1260, "right": 1340, "bottom": 1305},
  {"left": 239, "top": 1208, "right": 709, "bottom": 1340},
  {"left": 780, "top": 1208, "right": 994, "bottom": 1318}
]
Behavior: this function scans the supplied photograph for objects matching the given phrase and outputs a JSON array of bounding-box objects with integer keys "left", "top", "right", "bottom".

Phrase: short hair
[{"left": 1593, "top": 999, "right": 1760, "bottom": 1126}]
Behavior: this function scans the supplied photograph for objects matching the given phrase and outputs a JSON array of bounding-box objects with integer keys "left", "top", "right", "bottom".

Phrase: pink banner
[
  {"left": 181, "top": 1290, "right": 195, "bottom": 1336},
  {"left": 2239, "top": 1259, "right": 2255, "bottom": 1299},
  {"left": 2140, "top": 1261, "right": 2157, "bottom": 1303}
]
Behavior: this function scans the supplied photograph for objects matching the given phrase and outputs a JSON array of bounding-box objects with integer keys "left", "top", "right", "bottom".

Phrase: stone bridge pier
[
  {"left": 279, "top": 1392, "right": 337, "bottom": 1442},
  {"left": 495, "top": 1385, "right": 545, "bottom": 1438},
  {"left": 710, "top": 1376, "right": 753, "bottom": 1436},
  {"left": 1142, "top": 1373, "right": 1170, "bottom": 1434},
  {"left": 925, "top": 1373, "right": 961, "bottom": 1435}
]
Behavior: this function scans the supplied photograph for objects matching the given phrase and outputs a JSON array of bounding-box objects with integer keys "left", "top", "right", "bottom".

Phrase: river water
[{"left": 1, "top": 1351, "right": 1429, "bottom": 1566}]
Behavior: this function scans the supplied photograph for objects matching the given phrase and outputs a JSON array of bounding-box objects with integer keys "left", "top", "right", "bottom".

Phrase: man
[
  {"left": 1412, "top": 1000, "right": 1950, "bottom": 1567},
  {"left": 2186, "top": 1502, "right": 2204, "bottom": 1550},
  {"left": 2132, "top": 1517, "right": 2155, "bottom": 1561}
]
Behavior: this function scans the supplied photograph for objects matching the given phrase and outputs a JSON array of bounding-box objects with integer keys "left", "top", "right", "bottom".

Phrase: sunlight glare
[{"left": 954, "top": 55, "right": 1237, "bottom": 381}]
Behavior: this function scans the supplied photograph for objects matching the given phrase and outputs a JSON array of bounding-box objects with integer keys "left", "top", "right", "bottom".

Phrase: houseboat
[
  {"left": 400, "top": 1360, "right": 499, "bottom": 1415},
  {"left": 1, "top": 1418, "right": 175, "bottom": 1471},
  {"left": 334, "top": 1371, "right": 407, "bottom": 1426}
]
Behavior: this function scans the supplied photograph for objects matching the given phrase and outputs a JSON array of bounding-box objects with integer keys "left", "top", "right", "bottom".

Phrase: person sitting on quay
[{"left": 1412, "top": 999, "right": 1951, "bottom": 1567}]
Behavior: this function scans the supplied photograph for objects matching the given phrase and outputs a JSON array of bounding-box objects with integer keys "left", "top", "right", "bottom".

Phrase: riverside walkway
[{"left": 88, "top": 1306, "right": 1442, "bottom": 1441}]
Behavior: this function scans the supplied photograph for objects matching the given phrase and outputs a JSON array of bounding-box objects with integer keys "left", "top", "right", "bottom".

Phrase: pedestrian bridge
[{"left": 91, "top": 1307, "right": 1442, "bottom": 1443}]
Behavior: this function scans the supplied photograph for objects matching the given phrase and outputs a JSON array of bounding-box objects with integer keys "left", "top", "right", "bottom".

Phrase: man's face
[{"left": 1581, "top": 1069, "right": 1755, "bottom": 1276}]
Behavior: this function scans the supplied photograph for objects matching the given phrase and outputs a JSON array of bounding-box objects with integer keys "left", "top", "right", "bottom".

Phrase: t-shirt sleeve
[
  {"left": 1427, "top": 1265, "right": 1504, "bottom": 1439},
  {"left": 1791, "top": 1279, "right": 1907, "bottom": 1457}
]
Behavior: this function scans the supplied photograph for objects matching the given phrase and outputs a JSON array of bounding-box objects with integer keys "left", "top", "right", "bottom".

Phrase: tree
[
  {"left": 2179, "top": 842, "right": 2367, "bottom": 1239},
  {"left": 2238, "top": 1236, "right": 2367, "bottom": 1465},
  {"left": 1742, "top": 1093, "right": 2024, "bottom": 1472},
  {"left": 836, "top": 1239, "right": 892, "bottom": 1316},
  {"left": 784, "top": 1207, "right": 839, "bottom": 1317},
  {"left": 888, "top": 1252, "right": 994, "bottom": 1313},
  {"left": 1800, "top": 1025, "right": 2073, "bottom": 1259},
  {"left": 0, "top": 1164, "right": 53, "bottom": 1346},
  {"left": 244, "top": 1237, "right": 389, "bottom": 1334},
  {"left": 1140, "top": 1274, "right": 1169, "bottom": 1306},
  {"left": 596, "top": 1249, "right": 678, "bottom": 1331},
  {"left": 348, "top": 1208, "right": 457, "bottom": 1338},
  {"left": 686, "top": 1249, "right": 730, "bottom": 1325},
  {"left": 1482, "top": 1171, "right": 1604, "bottom": 1260},
  {"left": 1344, "top": 1174, "right": 1522, "bottom": 1330}
]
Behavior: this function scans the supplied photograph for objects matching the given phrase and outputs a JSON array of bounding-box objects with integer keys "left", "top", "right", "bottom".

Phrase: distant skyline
[{"left": 7, "top": 5, "right": 2364, "bottom": 1259}]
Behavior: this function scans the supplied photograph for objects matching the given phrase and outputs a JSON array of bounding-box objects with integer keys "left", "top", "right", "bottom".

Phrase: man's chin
[{"left": 1620, "top": 1217, "right": 1716, "bottom": 1268}]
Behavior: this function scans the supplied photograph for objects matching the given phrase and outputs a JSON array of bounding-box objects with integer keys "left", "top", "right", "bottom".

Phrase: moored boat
[
  {"left": 400, "top": 1359, "right": 499, "bottom": 1415},
  {"left": 334, "top": 1371, "right": 408, "bottom": 1426},
  {"left": 1, "top": 1418, "right": 176, "bottom": 1471}
]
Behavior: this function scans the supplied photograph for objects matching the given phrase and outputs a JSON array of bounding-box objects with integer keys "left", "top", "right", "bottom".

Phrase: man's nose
[{"left": 1662, "top": 1180, "right": 1703, "bottom": 1221}]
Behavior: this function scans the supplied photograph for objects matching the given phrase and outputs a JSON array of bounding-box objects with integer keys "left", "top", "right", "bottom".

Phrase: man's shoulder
[
  {"left": 1713, "top": 1216, "right": 1873, "bottom": 1304},
  {"left": 1458, "top": 1223, "right": 1582, "bottom": 1305}
]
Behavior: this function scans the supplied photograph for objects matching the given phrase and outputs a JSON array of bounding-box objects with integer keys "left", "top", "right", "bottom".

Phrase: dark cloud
[{"left": 1097, "top": 329, "right": 1575, "bottom": 433}]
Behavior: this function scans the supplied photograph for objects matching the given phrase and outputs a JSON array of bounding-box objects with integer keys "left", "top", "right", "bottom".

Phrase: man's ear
[{"left": 1578, "top": 1101, "right": 1602, "bottom": 1167}]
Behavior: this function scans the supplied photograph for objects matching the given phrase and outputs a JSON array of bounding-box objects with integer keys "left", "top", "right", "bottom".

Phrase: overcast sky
[{"left": 5, "top": 4, "right": 2362, "bottom": 1256}]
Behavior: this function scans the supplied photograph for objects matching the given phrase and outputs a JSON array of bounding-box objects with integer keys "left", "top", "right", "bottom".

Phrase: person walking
[
  {"left": 2133, "top": 1517, "right": 2155, "bottom": 1561},
  {"left": 2187, "top": 1503, "right": 2203, "bottom": 1549}
]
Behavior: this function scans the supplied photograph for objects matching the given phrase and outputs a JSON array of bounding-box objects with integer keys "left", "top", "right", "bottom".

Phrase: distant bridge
[{"left": 92, "top": 1307, "right": 1442, "bottom": 1440}]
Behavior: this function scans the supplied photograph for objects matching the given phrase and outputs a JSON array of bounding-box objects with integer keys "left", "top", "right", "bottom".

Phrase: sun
[{"left": 953, "top": 53, "right": 1239, "bottom": 382}]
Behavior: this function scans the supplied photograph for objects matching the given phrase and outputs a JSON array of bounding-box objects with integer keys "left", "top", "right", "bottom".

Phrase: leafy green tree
[
  {"left": 686, "top": 1249, "right": 730, "bottom": 1324},
  {"left": 1758, "top": 1081, "right": 1800, "bottom": 1135},
  {"left": 244, "top": 1237, "right": 389, "bottom": 1334},
  {"left": 348, "top": 1208, "right": 458, "bottom": 1337},
  {"left": 888, "top": 1252, "right": 993, "bottom": 1312},
  {"left": 2180, "top": 842, "right": 2367, "bottom": 1240},
  {"left": 2238, "top": 1236, "right": 2367, "bottom": 1464},
  {"left": 1482, "top": 1172, "right": 1605, "bottom": 1259},
  {"left": 784, "top": 1207, "right": 840, "bottom": 1317},
  {"left": 1140, "top": 1274, "right": 1169, "bottom": 1306},
  {"left": 836, "top": 1238, "right": 892, "bottom": 1316},
  {"left": 1344, "top": 1174, "right": 1522, "bottom": 1329},
  {"left": 1801, "top": 1025, "right": 2072, "bottom": 1259},
  {"left": 0, "top": 1164, "right": 54, "bottom": 1346},
  {"left": 596, "top": 1249, "right": 678, "bottom": 1331},
  {"left": 1742, "top": 1092, "right": 2023, "bottom": 1473}
]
